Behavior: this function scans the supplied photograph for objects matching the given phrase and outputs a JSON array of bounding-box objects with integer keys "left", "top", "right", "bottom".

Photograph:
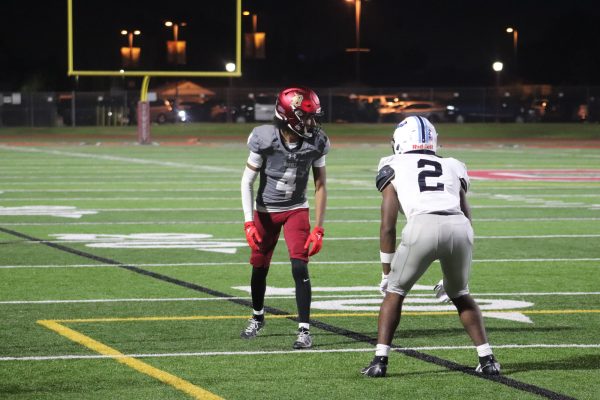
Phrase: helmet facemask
[
  {"left": 288, "top": 107, "right": 323, "bottom": 138},
  {"left": 275, "top": 87, "right": 324, "bottom": 139}
]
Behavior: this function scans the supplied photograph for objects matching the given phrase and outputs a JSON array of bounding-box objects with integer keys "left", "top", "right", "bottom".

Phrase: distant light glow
[
  {"left": 225, "top": 62, "right": 236, "bottom": 72},
  {"left": 492, "top": 61, "right": 504, "bottom": 72},
  {"left": 165, "top": 21, "right": 173, "bottom": 27},
  {"left": 506, "top": 27, "right": 514, "bottom": 33}
]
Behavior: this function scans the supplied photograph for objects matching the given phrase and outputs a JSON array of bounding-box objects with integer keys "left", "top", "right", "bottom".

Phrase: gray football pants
[{"left": 387, "top": 213, "right": 474, "bottom": 298}]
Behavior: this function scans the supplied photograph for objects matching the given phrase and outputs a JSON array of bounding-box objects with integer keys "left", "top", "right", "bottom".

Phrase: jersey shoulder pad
[
  {"left": 376, "top": 165, "right": 395, "bottom": 192},
  {"left": 311, "top": 131, "right": 330, "bottom": 155},
  {"left": 247, "top": 125, "right": 277, "bottom": 153},
  {"left": 320, "top": 132, "right": 331, "bottom": 155},
  {"left": 377, "top": 155, "right": 395, "bottom": 171}
]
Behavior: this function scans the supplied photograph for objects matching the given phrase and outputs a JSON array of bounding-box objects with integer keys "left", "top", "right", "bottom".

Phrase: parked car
[
  {"left": 526, "top": 97, "right": 588, "bottom": 122},
  {"left": 179, "top": 99, "right": 239, "bottom": 122},
  {"left": 445, "top": 98, "right": 527, "bottom": 123},
  {"left": 253, "top": 94, "right": 276, "bottom": 122},
  {"left": 356, "top": 94, "right": 402, "bottom": 109},
  {"left": 379, "top": 100, "right": 448, "bottom": 123},
  {"left": 149, "top": 99, "right": 179, "bottom": 124}
]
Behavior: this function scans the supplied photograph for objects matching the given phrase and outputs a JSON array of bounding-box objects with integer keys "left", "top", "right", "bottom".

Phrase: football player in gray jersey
[
  {"left": 240, "top": 87, "right": 330, "bottom": 349},
  {"left": 362, "top": 116, "right": 500, "bottom": 377}
]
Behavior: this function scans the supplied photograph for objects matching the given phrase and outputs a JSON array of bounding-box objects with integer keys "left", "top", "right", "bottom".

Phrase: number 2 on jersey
[
  {"left": 417, "top": 159, "right": 444, "bottom": 192},
  {"left": 276, "top": 167, "right": 297, "bottom": 199}
]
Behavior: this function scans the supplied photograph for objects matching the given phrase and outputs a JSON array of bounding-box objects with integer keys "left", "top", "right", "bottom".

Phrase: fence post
[
  {"left": 71, "top": 90, "right": 76, "bottom": 127},
  {"left": 29, "top": 93, "right": 34, "bottom": 127}
]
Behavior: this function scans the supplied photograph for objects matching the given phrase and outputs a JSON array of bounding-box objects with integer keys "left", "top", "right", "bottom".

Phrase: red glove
[
  {"left": 244, "top": 221, "right": 262, "bottom": 251},
  {"left": 304, "top": 226, "right": 324, "bottom": 256}
]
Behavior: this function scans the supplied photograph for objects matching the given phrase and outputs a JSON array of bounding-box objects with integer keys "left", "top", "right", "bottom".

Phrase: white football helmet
[{"left": 391, "top": 116, "right": 438, "bottom": 154}]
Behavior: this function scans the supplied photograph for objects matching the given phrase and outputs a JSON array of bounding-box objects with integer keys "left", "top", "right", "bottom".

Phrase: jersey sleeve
[
  {"left": 246, "top": 151, "right": 263, "bottom": 168},
  {"left": 312, "top": 154, "right": 326, "bottom": 168},
  {"left": 448, "top": 157, "right": 470, "bottom": 192},
  {"left": 317, "top": 132, "right": 331, "bottom": 156},
  {"left": 376, "top": 165, "right": 395, "bottom": 192},
  {"left": 377, "top": 155, "right": 394, "bottom": 171},
  {"left": 376, "top": 155, "right": 396, "bottom": 192}
]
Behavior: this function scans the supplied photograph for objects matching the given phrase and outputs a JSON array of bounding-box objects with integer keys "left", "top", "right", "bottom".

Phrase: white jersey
[{"left": 376, "top": 151, "right": 469, "bottom": 220}]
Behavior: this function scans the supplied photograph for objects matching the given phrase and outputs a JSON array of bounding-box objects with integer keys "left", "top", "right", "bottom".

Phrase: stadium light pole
[
  {"left": 165, "top": 21, "right": 187, "bottom": 42},
  {"left": 505, "top": 27, "right": 518, "bottom": 59},
  {"left": 345, "top": 0, "right": 369, "bottom": 85},
  {"left": 242, "top": 10, "right": 258, "bottom": 34},
  {"left": 164, "top": 21, "right": 187, "bottom": 65},
  {"left": 492, "top": 61, "right": 504, "bottom": 122},
  {"left": 506, "top": 27, "right": 518, "bottom": 79},
  {"left": 120, "top": 29, "right": 141, "bottom": 66},
  {"left": 225, "top": 62, "right": 236, "bottom": 123}
]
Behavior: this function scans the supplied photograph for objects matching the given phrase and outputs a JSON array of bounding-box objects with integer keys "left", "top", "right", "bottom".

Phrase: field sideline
[{"left": 0, "top": 123, "right": 599, "bottom": 399}]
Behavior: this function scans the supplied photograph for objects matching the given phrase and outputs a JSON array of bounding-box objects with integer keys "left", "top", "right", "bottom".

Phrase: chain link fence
[{"left": 1, "top": 85, "right": 598, "bottom": 127}]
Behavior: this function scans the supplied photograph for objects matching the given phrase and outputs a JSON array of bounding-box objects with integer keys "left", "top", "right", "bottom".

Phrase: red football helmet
[{"left": 274, "top": 87, "right": 323, "bottom": 138}]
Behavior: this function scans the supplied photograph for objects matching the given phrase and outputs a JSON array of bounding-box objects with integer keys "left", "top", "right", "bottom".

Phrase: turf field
[{"left": 0, "top": 123, "right": 599, "bottom": 399}]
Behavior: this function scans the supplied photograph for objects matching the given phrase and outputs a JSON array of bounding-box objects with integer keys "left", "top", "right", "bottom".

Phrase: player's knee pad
[{"left": 291, "top": 258, "right": 309, "bottom": 283}]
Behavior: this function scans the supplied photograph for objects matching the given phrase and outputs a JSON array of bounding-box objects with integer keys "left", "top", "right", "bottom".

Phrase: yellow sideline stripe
[
  {"left": 49, "top": 309, "right": 600, "bottom": 323},
  {"left": 37, "top": 320, "right": 223, "bottom": 400}
]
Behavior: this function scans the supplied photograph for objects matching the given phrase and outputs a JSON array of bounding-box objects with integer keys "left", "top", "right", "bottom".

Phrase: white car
[{"left": 254, "top": 95, "right": 276, "bottom": 121}]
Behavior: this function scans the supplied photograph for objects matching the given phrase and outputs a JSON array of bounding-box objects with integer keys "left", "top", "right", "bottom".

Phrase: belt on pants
[{"left": 427, "top": 211, "right": 462, "bottom": 216}]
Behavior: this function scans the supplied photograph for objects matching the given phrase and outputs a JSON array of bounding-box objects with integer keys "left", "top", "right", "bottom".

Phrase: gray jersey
[{"left": 248, "top": 125, "right": 330, "bottom": 212}]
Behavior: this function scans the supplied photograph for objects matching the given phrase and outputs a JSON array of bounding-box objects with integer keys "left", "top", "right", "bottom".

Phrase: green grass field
[{"left": 0, "top": 123, "right": 599, "bottom": 399}]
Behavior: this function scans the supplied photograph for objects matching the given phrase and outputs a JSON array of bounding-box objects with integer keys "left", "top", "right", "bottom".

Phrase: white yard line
[
  {"left": 1, "top": 258, "right": 599, "bottom": 270},
  {"left": 2, "top": 343, "right": 599, "bottom": 362},
  {"left": 288, "top": 235, "right": 600, "bottom": 240},
  {"left": 0, "top": 188, "right": 242, "bottom": 193},
  {"left": 7, "top": 234, "right": 600, "bottom": 244},
  {"left": 0, "top": 196, "right": 384, "bottom": 201},
  {"left": 1, "top": 291, "right": 599, "bottom": 305},
  {"left": 0, "top": 146, "right": 237, "bottom": 173},
  {"left": 0, "top": 181, "right": 237, "bottom": 186},
  {"left": 3, "top": 194, "right": 600, "bottom": 201},
  {"left": 2, "top": 217, "right": 600, "bottom": 226},
  {"left": 1, "top": 205, "right": 597, "bottom": 212},
  {"left": 0, "top": 186, "right": 598, "bottom": 193}
]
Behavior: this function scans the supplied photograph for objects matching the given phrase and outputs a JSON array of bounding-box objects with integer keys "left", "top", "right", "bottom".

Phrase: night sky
[{"left": 1, "top": 0, "right": 600, "bottom": 91}]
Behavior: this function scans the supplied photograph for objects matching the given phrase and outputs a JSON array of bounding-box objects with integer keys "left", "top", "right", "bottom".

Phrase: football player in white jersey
[
  {"left": 361, "top": 116, "right": 500, "bottom": 377},
  {"left": 240, "top": 87, "right": 330, "bottom": 349}
]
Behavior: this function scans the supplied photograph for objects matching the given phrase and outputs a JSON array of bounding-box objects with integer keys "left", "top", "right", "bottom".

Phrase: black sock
[
  {"left": 291, "top": 258, "right": 311, "bottom": 323},
  {"left": 250, "top": 266, "right": 269, "bottom": 313},
  {"left": 252, "top": 314, "right": 264, "bottom": 322}
]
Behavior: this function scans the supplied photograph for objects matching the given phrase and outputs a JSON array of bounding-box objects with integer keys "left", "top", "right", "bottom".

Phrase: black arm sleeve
[
  {"left": 459, "top": 177, "right": 468, "bottom": 193},
  {"left": 376, "top": 165, "right": 395, "bottom": 192}
]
